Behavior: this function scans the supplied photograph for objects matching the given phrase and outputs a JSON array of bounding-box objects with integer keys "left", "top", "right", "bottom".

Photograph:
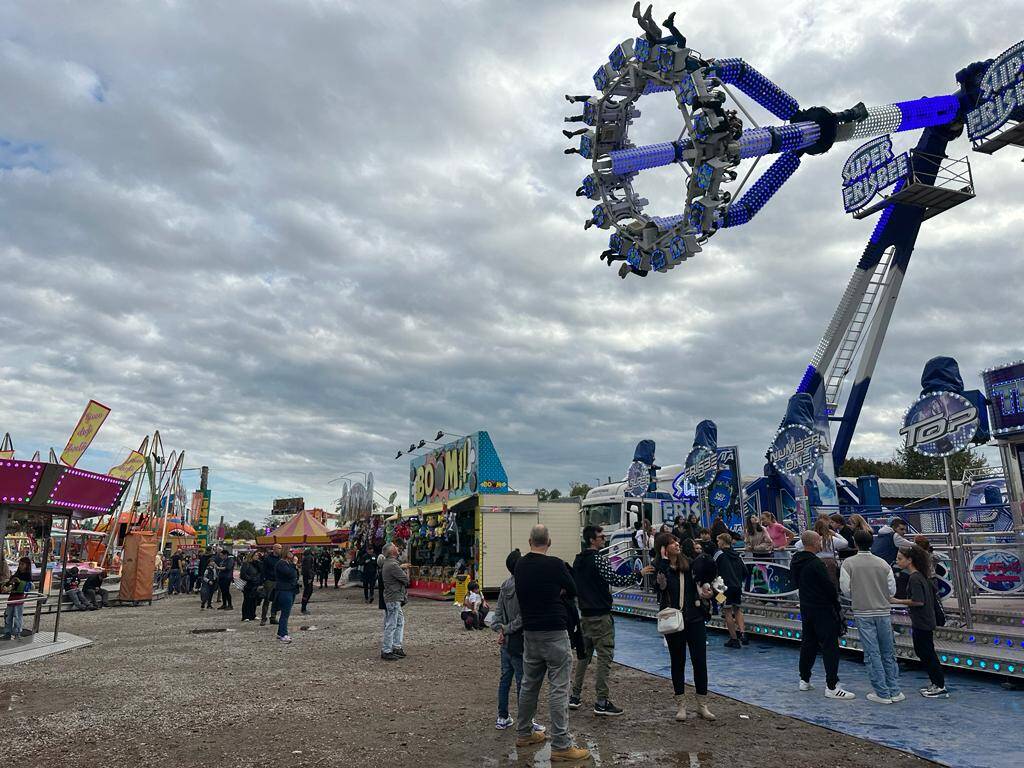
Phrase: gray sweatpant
[{"left": 515, "top": 630, "right": 573, "bottom": 750}]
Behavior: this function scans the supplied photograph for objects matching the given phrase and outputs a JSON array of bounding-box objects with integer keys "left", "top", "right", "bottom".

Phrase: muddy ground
[{"left": 1, "top": 585, "right": 937, "bottom": 767}]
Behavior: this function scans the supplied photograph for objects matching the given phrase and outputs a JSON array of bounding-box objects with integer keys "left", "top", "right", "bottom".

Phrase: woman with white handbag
[{"left": 653, "top": 532, "right": 716, "bottom": 723}]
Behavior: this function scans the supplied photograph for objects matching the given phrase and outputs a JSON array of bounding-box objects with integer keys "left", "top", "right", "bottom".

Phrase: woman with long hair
[
  {"left": 849, "top": 514, "right": 873, "bottom": 536},
  {"left": 892, "top": 545, "right": 948, "bottom": 698},
  {"left": 744, "top": 515, "right": 773, "bottom": 558},
  {"left": 653, "top": 532, "right": 715, "bottom": 722}
]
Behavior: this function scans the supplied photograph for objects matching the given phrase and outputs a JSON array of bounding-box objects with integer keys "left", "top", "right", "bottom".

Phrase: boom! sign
[
  {"left": 841, "top": 136, "right": 909, "bottom": 213},
  {"left": 967, "top": 40, "right": 1024, "bottom": 141},
  {"left": 408, "top": 430, "right": 509, "bottom": 509},
  {"left": 900, "top": 391, "right": 979, "bottom": 457},
  {"left": 769, "top": 424, "right": 824, "bottom": 477}
]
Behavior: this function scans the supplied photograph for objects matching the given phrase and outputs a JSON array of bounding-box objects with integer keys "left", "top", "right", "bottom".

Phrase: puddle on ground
[
  {"left": 481, "top": 742, "right": 713, "bottom": 766},
  {"left": 0, "top": 690, "right": 21, "bottom": 713}
]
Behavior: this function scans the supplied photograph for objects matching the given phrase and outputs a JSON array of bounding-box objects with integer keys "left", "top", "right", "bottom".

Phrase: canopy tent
[{"left": 256, "top": 508, "right": 332, "bottom": 546}]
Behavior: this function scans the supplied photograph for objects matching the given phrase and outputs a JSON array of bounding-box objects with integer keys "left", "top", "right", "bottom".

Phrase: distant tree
[
  {"left": 233, "top": 519, "right": 258, "bottom": 539},
  {"left": 838, "top": 455, "right": 904, "bottom": 478},
  {"left": 841, "top": 448, "right": 987, "bottom": 481},
  {"left": 568, "top": 482, "right": 592, "bottom": 498},
  {"left": 896, "top": 446, "right": 987, "bottom": 481},
  {"left": 534, "top": 488, "right": 563, "bottom": 501}
]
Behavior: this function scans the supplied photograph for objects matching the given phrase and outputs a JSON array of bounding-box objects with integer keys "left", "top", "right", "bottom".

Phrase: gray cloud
[{"left": 1, "top": 1, "right": 1021, "bottom": 522}]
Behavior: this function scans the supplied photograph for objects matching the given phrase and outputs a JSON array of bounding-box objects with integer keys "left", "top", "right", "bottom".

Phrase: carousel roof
[{"left": 256, "top": 508, "right": 332, "bottom": 545}]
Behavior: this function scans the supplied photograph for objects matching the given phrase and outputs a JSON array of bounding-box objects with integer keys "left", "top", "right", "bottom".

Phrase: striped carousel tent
[{"left": 256, "top": 508, "right": 332, "bottom": 546}]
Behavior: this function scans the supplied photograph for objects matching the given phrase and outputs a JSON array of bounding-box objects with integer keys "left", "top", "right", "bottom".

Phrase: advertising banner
[
  {"left": 196, "top": 489, "right": 211, "bottom": 547},
  {"left": 674, "top": 446, "right": 742, "bottom": 531},
  {"left": 108, "top": 451, "right": 146, "bottom": 480},
  {"left": 60, "top": 399, "right": 111, "bottom": 467}
]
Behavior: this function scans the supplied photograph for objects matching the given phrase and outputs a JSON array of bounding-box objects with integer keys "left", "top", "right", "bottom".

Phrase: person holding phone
[{"left": 654, "top": 533, "right": 715, "bottom": 722}]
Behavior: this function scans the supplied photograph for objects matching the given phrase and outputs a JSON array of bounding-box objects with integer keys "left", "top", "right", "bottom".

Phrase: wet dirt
[{"left": 1, "top": 587, "right": 938, "bottom": 767}]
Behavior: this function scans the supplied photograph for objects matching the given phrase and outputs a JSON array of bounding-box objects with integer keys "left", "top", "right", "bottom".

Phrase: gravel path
[{"left": 1, "top": 586, "right": 937, "bottom": 767}]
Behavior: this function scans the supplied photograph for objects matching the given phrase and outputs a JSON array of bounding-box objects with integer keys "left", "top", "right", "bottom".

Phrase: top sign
[
  {"left": 683, "top": 445, "right": 718, "bottom": 490},
  {"left": 900, "top": 391, "right": 979, "bottom": 457},
  {"left": 983, "top": 360, "right": 1024, "bottom": 438},
  {"left": 841, "top": 136, "right": 909, "bottom": 213},
  {"left": 769, "top": 423, "right": 824, "bottom": 477},
  {"left": 272, "top": 497, "right": 304, "bottom": 515},
  {"left": 967, "top": 40, "right": 1024, "bottom": 141}
]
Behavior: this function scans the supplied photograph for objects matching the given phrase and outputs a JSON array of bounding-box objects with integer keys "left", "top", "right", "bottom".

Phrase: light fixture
[
  {"left": 417, "top": 439, "right": 426, "bottom": 449},
  {"left": 394, "top": 451, "right": 403, "bottom": 460},
  {"left": 408, "top": 444, "right": 417, "bottom": 453}
]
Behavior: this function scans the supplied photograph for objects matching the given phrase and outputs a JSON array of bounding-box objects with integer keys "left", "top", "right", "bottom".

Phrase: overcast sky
[{"left": 1, "top": 1, "right": 1021, "bottom": 524}]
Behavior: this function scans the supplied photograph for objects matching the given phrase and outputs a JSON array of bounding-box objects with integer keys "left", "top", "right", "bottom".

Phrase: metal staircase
[{"left": 823, "top": 247, "right": 894, "bottom": 413}]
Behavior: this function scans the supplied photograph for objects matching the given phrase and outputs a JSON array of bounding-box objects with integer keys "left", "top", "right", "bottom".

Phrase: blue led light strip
[
  {"left": 895, "top": 95, "right": 960, "bottom": 132},
  {"left": 722, "top": 152, "right": 802, "bottom": 228},
  {"left": 713, "top": 58, "right": 800, "bottom": 121},
  {"left": 608, "top": 142, "right": 677, "bottom": 175}
]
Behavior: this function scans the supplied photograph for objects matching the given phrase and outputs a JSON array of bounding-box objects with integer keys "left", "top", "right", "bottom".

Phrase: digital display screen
[
  {"left": 983, "top": 361, "right": 1024, "bottom": 438},
  {"left": 47, "top": 467, "right": 127, "bottom": 515},
  {"left": 0, "top": 460, "right": 45, "bottom": 504}
]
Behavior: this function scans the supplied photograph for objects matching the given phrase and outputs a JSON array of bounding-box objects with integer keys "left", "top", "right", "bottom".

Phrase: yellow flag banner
[
  {"left": 60, "top": 400, "right": 111, "bottom": 467},
  {"left": 109, "top": 450, "right": 146, "bottom": 480}
]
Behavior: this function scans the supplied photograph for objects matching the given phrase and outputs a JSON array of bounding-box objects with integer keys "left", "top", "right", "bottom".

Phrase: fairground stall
[
  {"left": 1, "top": 459, "right": 130, "bottom": 664},
  {"left": 398, "top": 431, "right": 580, "bottom": 597}
]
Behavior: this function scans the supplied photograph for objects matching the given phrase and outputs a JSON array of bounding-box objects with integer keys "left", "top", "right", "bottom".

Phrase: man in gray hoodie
[
  {"left": 841, "top": 529, "right": 903, "bottom": 704},
  {"left": 380, "top": 543, "right": 410, "bottom": 661}
]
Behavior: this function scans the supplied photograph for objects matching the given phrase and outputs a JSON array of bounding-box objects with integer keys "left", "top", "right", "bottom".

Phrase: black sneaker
[
  {"left": 594, "top": 700, "right": 624, "bottom": 716},
  {"left": 381, "top": 651, "right": 400, "bottom": 661},
  {"left": 392, "top": 648, "right": 407, "bottom": 658},
  {"left": 568, "top": 695, "right": 582, "bottom": 710},
  {"left": 270, "top": 617, "right": 278, "bottom": 624},
  {"left": 724, "top": 639, "right": 742, "bottom": 649},
  {"left": 740, "top": 633, "right": 750, "bottom": 646}
]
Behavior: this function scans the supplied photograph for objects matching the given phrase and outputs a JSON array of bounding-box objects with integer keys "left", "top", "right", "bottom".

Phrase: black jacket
[
  {"left": 790, "top": 551, "right": 840, "bottom": 614},
  {"left": 573, "top": 549, "right": 613, "bottom": 616},
  {"left": 714, "top": 547, "right": 745, "bottom": 591},
  {"left": 301, "top": 551, "right": 315, "bottom": 579},
  {"left": 654, "top": 558, "right": 705, "bottom": 622},
  {"left": 261, "top": 553, "right": 281, "bottom": 581},
  {"left": 274, "top": 559, "right": 300, "bottom": 593}
]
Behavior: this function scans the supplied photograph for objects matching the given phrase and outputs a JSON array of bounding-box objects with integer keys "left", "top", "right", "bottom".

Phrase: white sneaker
[
  {"left": 921, "top": 685, "right": 949, "bottom": 699},
  {"left": 866, "top": 693, "right": 892, "bottom": 704},
  {"left": 495, "top": 716, "right": 514, "bottom": 730},
  {"left": 531, "top": 721, "right": 546, "bottom": 733},
  {"left": 825, "top": 686, "right": 856, "bottom": 700},
  {"left": 890, "top": 692, "right": 906, "bottom": 703},
  {"left": 799, "top": 680, "right": 814, "bottom": 691},
  {"left": 278, "top": 634, "right": 292, "bottom": 644}
]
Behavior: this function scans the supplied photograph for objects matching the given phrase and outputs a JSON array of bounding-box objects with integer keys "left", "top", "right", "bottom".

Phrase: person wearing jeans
[
  {"left": 380, "top": 543, "right": 409, "bottom": 660},
  {"left": 512, "top": 524, "right": 589, "bottom": 762},
  {"left": 274, "top": 550, "right": 300, "bottom": 643},
  {"left": 2, "top": 557, "right": 33, "bottom": 641},
  {"left": 840, "top": 529, "right": 902, "bottom": 704}
]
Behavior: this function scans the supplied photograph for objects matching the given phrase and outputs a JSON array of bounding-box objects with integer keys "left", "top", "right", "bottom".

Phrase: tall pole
[
  {"left": 52, "top": 513, "right": 72, "bottom": 643},
  {"left": 943, "top": 456, "right": 973, "bottom": 629}
]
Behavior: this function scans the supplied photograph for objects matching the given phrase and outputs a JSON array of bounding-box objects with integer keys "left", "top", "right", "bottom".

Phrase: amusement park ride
[{"left": 569, "top": 6, "right": 1024, "bottom": 678}]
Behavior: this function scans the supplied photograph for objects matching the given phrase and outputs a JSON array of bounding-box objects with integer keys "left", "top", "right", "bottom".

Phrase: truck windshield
[{"left": 582, "top": 503, "right": 620, "bottom": 528}]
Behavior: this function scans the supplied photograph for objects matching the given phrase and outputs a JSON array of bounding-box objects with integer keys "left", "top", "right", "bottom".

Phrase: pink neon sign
[
  {"left": 0, "top": 460, "right": 44, "bottom": 504},
  {"left": 48, "top": 466, "right": 126, "bottom": 514}
]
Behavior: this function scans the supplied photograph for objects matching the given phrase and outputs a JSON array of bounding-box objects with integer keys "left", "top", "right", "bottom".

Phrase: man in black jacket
[
  {"left": 570, "top": 525, "right": 652, "bottom": 715},
  {"left": 791, "top": 531, "right": 856, "bottom": 700},
  {"left": 260, "top": 543, "right": 282, "bottom": 625},
  {"left": 300, "top": 549, "right": 315, "bottom": 614}
]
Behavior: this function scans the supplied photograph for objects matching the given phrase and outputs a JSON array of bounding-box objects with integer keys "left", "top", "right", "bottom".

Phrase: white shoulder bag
[{"left": 659, "top": 573, "right": 684, "bottom": 634}]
